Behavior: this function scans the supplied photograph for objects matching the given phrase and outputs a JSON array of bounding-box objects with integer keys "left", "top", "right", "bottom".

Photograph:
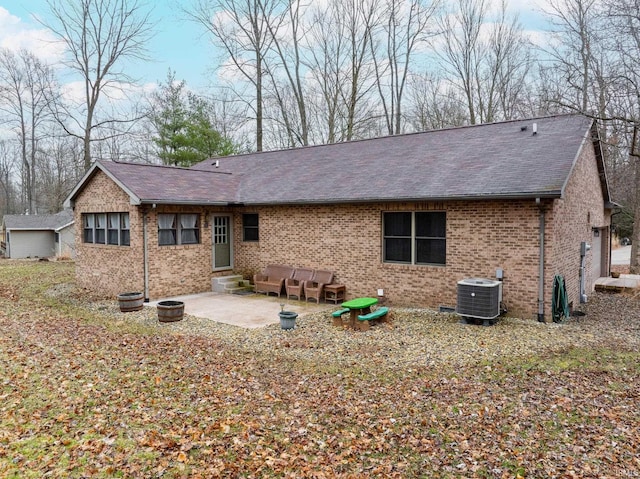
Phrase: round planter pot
[
  {"left": 157, "top": 300, "right": 185, "bottom": 322},
  {"left": 279, "top": 311, "right": 298, "bottom": 330},
  {"left": 117, "top": 292, "right": 144, "bottom": 312}
]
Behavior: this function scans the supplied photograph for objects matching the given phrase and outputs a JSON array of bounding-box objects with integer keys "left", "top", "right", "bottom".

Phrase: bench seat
[
  {"left": 357, "top": 307, "right": 389, "bottom": 330},
  {"left": 331, "top": 308, "right": 350, "bottom": 326},
  {"left": 358, "top": 307, "right": 389, "bottom": 321},
  {"left": 332, "top": 308, "right": 351, "bottom": 318}
]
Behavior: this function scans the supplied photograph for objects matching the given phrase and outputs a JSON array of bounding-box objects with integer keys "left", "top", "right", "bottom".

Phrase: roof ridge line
[{"left": 191, "top": 113, "right": 584, "bottom": 164}]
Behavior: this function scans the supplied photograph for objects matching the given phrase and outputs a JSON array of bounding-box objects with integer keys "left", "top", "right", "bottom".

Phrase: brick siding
[
  {"left": 73, "top": 171, "right": 145, "bottom": 297},
  {"left": 74, "top": 139, "right": 609, "bottom": 319},
  {"left": 546, "top": 140, "right": 610, "bottom": 313},
  {"left": 233, "top": 200, "right": 543, "bottom": 318}
]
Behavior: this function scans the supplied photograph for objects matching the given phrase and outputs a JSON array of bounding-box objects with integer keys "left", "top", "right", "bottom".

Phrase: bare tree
[
  {"left": 42, "top": 0, "right": 154, "bottom": 170},
  {"left": 437, "top": 0, "right": 487, "bottom": 124},
  {"left": 370, "top": 0, "right": 441, "bottom": 135},
  {"left": 407, "top": 71, "right": 468, "bottom": 130},
  {"left": 37, "top": 136, "right": 83, "bottom": 212},
  {"left": 305, "top": 3, "right": 348, "bottom": 143},
  {"left": 436, "top": 0, "right": 531, "bottom": 124},
  {"left": 0, "top": 141, "right": 16, "bottom": 215},
  {"left": 261, "top": 0, "right": 310, "bottom": 146},
  {"left": 541, "top": 0, "right": 602, "bottom": 113},
  {"left": 187, "top": 0, "right": 279, "bottom": 152},
  {"left": 0, "top": 49, "right": 58, "bottom": 214},
  {"left": 603, "top": 0, "right": 640, "bottom": 272},
  {"left": 341, "top": 0, "right": 380, "bottom": 140}
]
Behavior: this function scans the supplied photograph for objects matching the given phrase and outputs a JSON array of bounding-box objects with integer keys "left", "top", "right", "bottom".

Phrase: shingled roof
[
  {"left": 66, "top": 114, "right": 609, "bottom": 207},
  {"left": 3, "top": 209, "right": 74, "bottom": 230}
]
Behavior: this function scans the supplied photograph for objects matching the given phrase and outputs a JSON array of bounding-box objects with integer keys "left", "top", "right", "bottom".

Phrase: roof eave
[
  {"left": 138, "top": 199, "right": 233, "bottom": 207},
  {"left": 55, "top": 221, "right": 75, "bottom": 232},
  {"left": 64, "top": 161, "right": 142, "bottom": 208},
  {"left": 239, "top": 192, "right": 562, "bottom": 206}
]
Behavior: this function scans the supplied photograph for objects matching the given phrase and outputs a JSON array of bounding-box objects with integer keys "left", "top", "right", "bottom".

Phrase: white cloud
[{"left": 0, "top": 6, "right": 64, "bottom": 64}]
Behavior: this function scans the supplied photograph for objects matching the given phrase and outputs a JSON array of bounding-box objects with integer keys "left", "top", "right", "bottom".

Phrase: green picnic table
[{"left": 341, "top": 297, "right": 378, "bottom": 329}]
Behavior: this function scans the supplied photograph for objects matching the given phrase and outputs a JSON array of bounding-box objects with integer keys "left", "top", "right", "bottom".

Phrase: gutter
[{"left": 235, "top": 192, "right": 563, "bottom": 207}]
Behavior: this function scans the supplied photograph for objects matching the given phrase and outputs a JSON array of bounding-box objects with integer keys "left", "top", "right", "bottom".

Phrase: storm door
[{"left": 212, "top": 215, "right": 232, "bottom": 270}]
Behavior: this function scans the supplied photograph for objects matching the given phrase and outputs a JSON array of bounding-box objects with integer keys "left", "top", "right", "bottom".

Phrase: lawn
[{"left": 0, "top": 260, "right": 639, "bottom": 478}]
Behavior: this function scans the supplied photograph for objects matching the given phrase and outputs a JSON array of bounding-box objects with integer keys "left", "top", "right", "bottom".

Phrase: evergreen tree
[{"left": 149, "top": 71, "right": 238, "bottom": 166}]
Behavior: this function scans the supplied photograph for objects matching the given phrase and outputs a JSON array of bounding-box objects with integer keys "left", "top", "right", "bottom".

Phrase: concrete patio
[{"left": 147, "top": 292, "right": 332, "bottom": 329}]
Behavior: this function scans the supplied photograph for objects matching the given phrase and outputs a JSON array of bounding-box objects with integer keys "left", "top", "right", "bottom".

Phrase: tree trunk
[{"left": 630, "top": 157, "right": 640, "bottom": 274}]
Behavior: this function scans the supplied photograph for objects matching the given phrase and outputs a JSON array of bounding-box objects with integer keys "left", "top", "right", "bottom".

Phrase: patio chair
[
  {"left": 303, "top": 269, "right": 334, "bottom": 303},
  {"left": 253, "top": 264, "right": 295, "bottom": 297},
  {"left": 285, "top": 267, "right": 314, "bottom": 300}
]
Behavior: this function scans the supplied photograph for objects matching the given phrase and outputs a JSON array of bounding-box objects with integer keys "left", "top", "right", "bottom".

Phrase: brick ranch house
[{"left": 65, "top": 114, "right": 613, "bottom": 320}]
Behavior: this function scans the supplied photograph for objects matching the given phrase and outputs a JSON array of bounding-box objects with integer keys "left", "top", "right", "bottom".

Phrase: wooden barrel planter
[
  {"left": 157, "top": 300, "right": 185, "bottom": 322},
  {"left": 117, "top": 292, "right": 144, "bottom": 312}
]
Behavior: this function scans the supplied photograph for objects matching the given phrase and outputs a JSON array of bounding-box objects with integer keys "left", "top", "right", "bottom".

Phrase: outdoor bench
[
  {"left": 357, "top": 307, "right": 389, "bottom": 330},
  {"left": 358, "top": 307, "right": 388, "bottom": 321},
  {"left": 331, "top": 308, "right": 350, "bottom": 326},
  {"left": 332, "top": 308, "right": 350, "bottom": 318}
]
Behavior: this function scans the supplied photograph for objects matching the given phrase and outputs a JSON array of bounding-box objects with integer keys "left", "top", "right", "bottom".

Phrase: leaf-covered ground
[{"left": 0, "top": 261, "right": 639, "bottom": 478}]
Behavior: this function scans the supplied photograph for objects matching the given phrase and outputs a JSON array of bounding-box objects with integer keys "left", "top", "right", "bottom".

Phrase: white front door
[{"left": 212, "top": 215, "right": 232, "bottom": 270}]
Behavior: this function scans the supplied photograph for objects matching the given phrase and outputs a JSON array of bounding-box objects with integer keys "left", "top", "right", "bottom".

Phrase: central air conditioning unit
[{"left": 456, "top": 278, "right": 503, "bottom": 322}]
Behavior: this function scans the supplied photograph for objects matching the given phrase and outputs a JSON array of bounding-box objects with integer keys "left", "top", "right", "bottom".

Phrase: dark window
[
  {"left": 243, "top": 213, "right": 259, "bottom": 242},
  {"left": 415, "top": 212, "right": 446, "bottom": 265},
  {"left": 82, "top": 213, "right": 130, "bottom": 246},
  {"left": 383, "top": 212, "right": 412, "bottom": 262},
  {"left": 108, "top": 213, "right": 119, "bottom": 245},
  {"left": 83, "top": 214, "right": 94, "bottom": 243},
  {"left": 158, "top": 213, "right": 200, "bottom": 246},
  {"left": 95, "top": 213, "right": 106, "bottom": 244},
  {"left": 120, "top": 213, "right": 130, "bottom": 246},
  {"left": 383, "top": 211, "right": 446, "bottom": 265}
]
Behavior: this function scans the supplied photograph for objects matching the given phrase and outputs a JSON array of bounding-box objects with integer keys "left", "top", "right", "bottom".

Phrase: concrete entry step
[
  {"left": 212, "top": 275, "right": 254, "bottom": 294},
  {"left": 594, "top": 274, "right": 640, "bottom": 293}
]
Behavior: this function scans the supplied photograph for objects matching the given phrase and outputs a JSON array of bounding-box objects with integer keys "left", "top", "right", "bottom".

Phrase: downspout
[
  {"left": 536, "top": 197, "right": 545, "bottom": 322},
  {"left": 143, "top": 210, "right": 149, "bottom": 302}
]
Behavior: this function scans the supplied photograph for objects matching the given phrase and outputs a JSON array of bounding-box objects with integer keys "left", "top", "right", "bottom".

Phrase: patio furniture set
[
  {"left": 253, "top": 264, "right": 345, "bottom": 303},
  {"left": 254, "top": 264, "right": 388, "bottom": 331},
  {"left": 332, "top": 297, "right": 389, "bottom": 331}
]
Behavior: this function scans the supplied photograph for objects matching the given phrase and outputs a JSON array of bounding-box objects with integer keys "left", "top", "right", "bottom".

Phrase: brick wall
[
  {"left": 145, "top": 207, "right": 234, "bottom": 298},
  {"left": 546, "top": 139, "right": 610, "bottom": 313},
  {"left": 233, "top": 200, "right": 544, "bottom": 318},
  {"left": 74, "top": 171, "right": 144, "bottom": 297},
  {"left": 75, "top": 140, "right": 609, "bottom": 318}
]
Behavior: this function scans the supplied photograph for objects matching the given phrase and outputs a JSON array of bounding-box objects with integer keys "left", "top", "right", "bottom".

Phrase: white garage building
[{"left": 1, "top": 210, "right": 75, "bottom": 259}]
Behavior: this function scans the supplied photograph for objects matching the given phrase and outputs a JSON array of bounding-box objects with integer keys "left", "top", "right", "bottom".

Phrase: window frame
[
  {"left": 82, "top": 212, "right": 130, "bottom": 246},
  {"left": 382, "top": 211, "right": 446, "bottom": 266},
  {"left": 242, "top": 213, "right": 259, "bottom": 242},
  {"left": 158, "top": 213, "right": 201, "bottom": 246}
]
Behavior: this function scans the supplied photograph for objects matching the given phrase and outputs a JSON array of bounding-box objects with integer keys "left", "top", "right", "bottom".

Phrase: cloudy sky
[
  {"left": 0, "top": 0, "right": 214, "bottom": 90},
  {"left": 1, "top": 0, "right": 552, "bottom": 92}
]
